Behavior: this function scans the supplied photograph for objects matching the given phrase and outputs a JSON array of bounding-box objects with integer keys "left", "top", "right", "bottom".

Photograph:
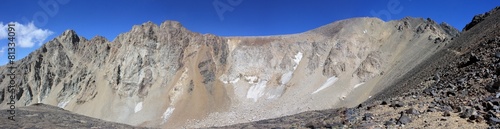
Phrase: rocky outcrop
[{"left": 463, "top": 6, "right": 500, "bottom": 31}]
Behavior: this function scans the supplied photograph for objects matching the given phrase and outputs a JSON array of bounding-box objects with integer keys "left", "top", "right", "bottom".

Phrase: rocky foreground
[{"left": 215, "top": 7, "right": 500, "bottom": 129}]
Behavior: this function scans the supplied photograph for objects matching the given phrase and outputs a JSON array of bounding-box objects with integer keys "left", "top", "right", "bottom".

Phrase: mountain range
[{"left": 1, "top": 6, "right": 499, "bottom": 129}]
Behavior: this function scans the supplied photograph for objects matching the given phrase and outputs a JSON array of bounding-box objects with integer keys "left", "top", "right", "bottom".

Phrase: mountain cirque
[
  {"left": 217, "top": 6, "right": 500, "bottom": 129},
  {"left": 3, "top": 6, "right": 496, "bottom": 129}
]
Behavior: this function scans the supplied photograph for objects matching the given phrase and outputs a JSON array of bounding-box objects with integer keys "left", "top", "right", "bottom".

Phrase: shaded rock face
[{"left": 0, "top": 17, "right": 458, "bottom": 128}]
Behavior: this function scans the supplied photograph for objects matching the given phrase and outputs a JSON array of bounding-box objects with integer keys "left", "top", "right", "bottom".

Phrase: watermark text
[{"left": 6, "top": 23, "right": 17, "bottom": 121}]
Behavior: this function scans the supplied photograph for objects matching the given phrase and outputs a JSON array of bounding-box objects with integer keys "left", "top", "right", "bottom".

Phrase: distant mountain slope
[{"left": 0, "top": 15, "right": 458, "bottom": 128}]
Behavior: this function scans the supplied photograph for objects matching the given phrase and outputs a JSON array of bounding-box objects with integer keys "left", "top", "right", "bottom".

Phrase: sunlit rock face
[{"left": 0, "top": 17, "right": 458, "bottom": 128}]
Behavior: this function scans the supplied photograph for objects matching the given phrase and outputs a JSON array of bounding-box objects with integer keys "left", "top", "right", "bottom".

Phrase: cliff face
[{"left": 0, "top": 17, "right": 458, "bottom": 128}]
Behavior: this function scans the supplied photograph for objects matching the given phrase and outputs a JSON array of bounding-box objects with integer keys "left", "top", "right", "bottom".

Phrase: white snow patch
[
  {"left": 38, "top": 96, "right": 41, "bottom": 103},
  {"left": 293, "top": 52, "right": 303, "bottom": 70},
  {"left": 244, "top": 76, "right": 259, "bottom": 84},
  {"left": 134, "top": 102, "right": 143, "bottom": 113},
  {"left": 161, "top": 107, "right": 175, "bottom": 124},
  {"left": 246, "top": 80, "right": 268, "bottom": 102},
  {"left": 280, "top": 72, "right": 293, "bottom": 85},
  {"left": 220, "top": 75, "right": 240, "bottom": 84},
  {"left": 312, "top": 77, "right": 338, "bottom": 94},
  {"left": 219, "top": 75, "right": 230, "bottom": 84},
  {"left": 57, "top": 99, "right": 70, "bottom": 108},
  {"left": 353, "top": 83, "right": 365, "bottom": 89}
]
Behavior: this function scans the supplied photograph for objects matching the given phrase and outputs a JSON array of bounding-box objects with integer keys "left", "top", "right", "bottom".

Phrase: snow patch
[
  {"left": 220, "top": 75, "right": 241, "bottom": 84},
  {"left": 57, "top": 99, "right": 70, "bottom": 108},
  {"left": 161, "top": 107, "right": 175, "bottom": 124},
  {"left": 312, "top": 77, "right": 338, "bottom": 94},
  {"left": 38, "top": 96, "right": 41, "bottom": 103},
  {"left": 246, "top": 80, "right": 268, "bottom": 102},
  {"left": 244, "top": 76, "right": 259, "bottom": 84},
  {"left": 134, "top": 102, "right": 143, "bottom": 113},
  {"left": 280, "top": 72, "right": 293, "bottom": 85},
  {"left": 293, "top": 52, "right": 303, "bottom": 70},
  {"left": 219, "top": 75, "right": 229, "bottom": 84},
  {"left": 354, "top": 83, "right": 365, "bottom": 89}
]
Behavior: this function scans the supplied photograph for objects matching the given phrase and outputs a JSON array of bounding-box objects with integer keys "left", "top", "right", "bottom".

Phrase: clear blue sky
[{"left": 0, "top": 0, "right": 498, "bottom": 65}]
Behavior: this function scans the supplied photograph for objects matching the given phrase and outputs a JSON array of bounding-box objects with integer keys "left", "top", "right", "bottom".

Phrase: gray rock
[
  {"left": 363, "top": 113, "right": 374, "bottom": 121},
  {"left": 489, "top": 117, "right": 500, "bottom": 124},
  {"left": 495, "top": 52, "right": 500, "bottom": 58},
  {"left": 434, "top": 72, "right": 441, "bottom": 81},
  {"left": 458, "top": 78, "right": 466, "bottom": 83},
  {"left": 397, "top": 114, "right": 412, "bottom": 125},
  {"left": 381, "top": 100, "right": 388, "bottom": 105},
  {"left": 442, "top": 105, "right": 453, "bottom": 111},
  {"left": 357, "top": 123, "right": 378, "bottom": 128},
  {"left": 486, "top": 102, "right": 495, "bottom": 110},
  {"left": 443, "top": 111, "right": 451, "bottom": 117},
  {"left": 324, "top": 122, "right": 343, "bottom": 128},
  {"left": 391, "top": 101, "right": 405, "bottom": 108},
  {"left": 406, "top": 108, "right": 420, "bottom": 115},
  {"left": 305, "top": 121, "right": 323, "bottom": 128},
  {"left": 469, "top": 114, "right": 480, "bottom": 121},
  {"left": 384, "top": 120, "right": 396, "bottom": 126},
  {"left": 475, "top": 104, "right": 485, "bottom": 111},
  {"left": 489, "top": 81, "right": 500, "bottom": 93},
  {"left": 460, "top": 108, "right": 477, "bottom": 119}
]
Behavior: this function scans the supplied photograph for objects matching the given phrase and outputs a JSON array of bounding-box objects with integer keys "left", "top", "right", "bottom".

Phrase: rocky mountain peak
[
  {"left": 59, "top": 29, "right": 81, "bottom": 42},
  {"left": 55, "top": 29, "right": 87, "bottom": 51}
]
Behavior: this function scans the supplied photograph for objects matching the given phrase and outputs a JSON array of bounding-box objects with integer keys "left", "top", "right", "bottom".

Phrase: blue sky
[{"left": 0, "top": 0, "right": 498, "bottom": 65}]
